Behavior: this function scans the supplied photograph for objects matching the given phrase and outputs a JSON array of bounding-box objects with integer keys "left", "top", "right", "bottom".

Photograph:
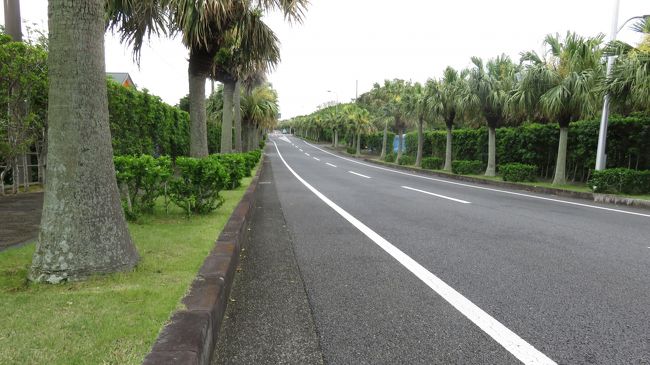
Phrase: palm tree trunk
[
  {"left": 416, "top": 119, "right": 424, "bottom": 167},
  {"left": 356, "top": 132, "right": 361, "bottom": 157},
  {"left": 444, "top": 125, "right": 453, "bottom": 171},
  {"left": 188, "top": 72, "right": 208, "bottom": 157},
  {"left": 552, "top": 126, "right": 569, "bottom": 185},
  {"left": 380, "top": 120, "right": 388, "bottom": 159},
  {"left": 221, "top": 81, "right": 235, "bottom": 153},
  {"left": 334, "top": 129, "right": 338, "bottom": 148},
  {"left": 30, "top": 0, "right": 139, "bottom": 283},
  {"left": 485, "top": 126, "right": 496, "bottom": 176},
  {"left": 233, "top": 81, "right": 242, "bottom": 152},
  {"left": 3, "top": 0, "right": 22, "bottom": 41}
]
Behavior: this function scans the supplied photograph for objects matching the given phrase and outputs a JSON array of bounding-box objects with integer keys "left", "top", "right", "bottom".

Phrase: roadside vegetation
[{"left": 280, "top": 21, "right": 650, "bottom": 197}]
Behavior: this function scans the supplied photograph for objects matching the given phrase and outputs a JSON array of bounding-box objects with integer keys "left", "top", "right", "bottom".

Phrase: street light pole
[{"left": 596, "top": 1, "right": 650, "bottom": 170}]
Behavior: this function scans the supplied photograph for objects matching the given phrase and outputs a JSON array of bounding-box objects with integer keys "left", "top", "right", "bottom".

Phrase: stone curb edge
[
  {"left": 142, "top": 155, "right": 266, "bottom": 365},
  {"left": 319, "top": 143, "right": 650, "bottom": 211}
]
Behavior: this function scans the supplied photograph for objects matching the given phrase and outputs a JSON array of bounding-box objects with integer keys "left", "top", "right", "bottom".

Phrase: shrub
[
  {"left": 384, "top": 153, "right": 395, "bottom": 163},
  {"left": 499, "top": 163, "right": 537, "bottom": 182},
  {"left": 241, "top": 150, "right": 261, "bottom": 176},
  {"left": 169, "top": 157, "right": 230, "bottom": 216},
  {"left": 114, "top": 155, "right": 172, "bottom": 220},
  {"left": 589, "top": 168, "right": 650, "bottom": 194},
  {"left": 421, "top": 157, "right": 443, "bottom": 170},
  {"left": 452, "top": 160, "right": 484, "bottom": 175},
  {"left": 398, "top": 155, "right": 415, "bottom": 166},
  {"left": 209, "top": 154, "right": 248, "bottom": 189},
  {"left": 346, "top": 147, "right": 357, "bottom": 155}
]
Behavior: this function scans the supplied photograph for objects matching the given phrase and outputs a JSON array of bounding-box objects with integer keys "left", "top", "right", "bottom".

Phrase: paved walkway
[
  {"left": 0, "top": 192, "right": 43, "bottom": 250},
  {"left": 213, "top": 160, "right": 324, "bottom": 365}
]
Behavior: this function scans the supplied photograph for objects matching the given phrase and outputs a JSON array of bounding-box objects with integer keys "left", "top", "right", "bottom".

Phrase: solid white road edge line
[
  {"left": 326, "top": 163, "right": 337, "bottom": 168},
  {"left": 302, "top": 140, "right": 650, "bottom": 218},
  {"left": 402, "top": 186, "right": 471, "bottom": 204},
  {"left": 272, "top": 141, "right": 556, "bottom": 365},
  {"left": 348, "top": 171, "right": 371, "bottom": 179}
]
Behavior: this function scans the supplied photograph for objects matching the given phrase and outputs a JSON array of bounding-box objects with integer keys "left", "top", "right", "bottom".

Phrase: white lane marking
[
  {"left": 279, "top": 136, "right": 291, "bottom": 143},
  {"left": 304, "top": 141, "right": 650, "bottom": 218},
  {"left": 326, "top": 163, "right": 337, "bottom": 168},
  {"left": 402, "top": 186, "right": 471, "bottom": 204},
  {"left": 348, "top": 171, "right": 371, "bottom": 179},
  {"left": 313, "top": 157, "right": 321, "bottom": 161},
  {"left": 272, "top": 141, "right": 555, "bottom": 365},
  {"left": 305, "top": 153, "right": 310, "bottom": 157},
  {"left": 299, "top": 149, "right": 303, "bottom": 152}
]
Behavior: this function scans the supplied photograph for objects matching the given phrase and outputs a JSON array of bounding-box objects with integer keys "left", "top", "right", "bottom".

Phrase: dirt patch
[{"left": 0, "top": 192, "right": 43, "bottom": 250}]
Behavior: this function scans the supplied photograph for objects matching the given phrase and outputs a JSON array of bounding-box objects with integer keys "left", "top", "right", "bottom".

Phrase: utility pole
[
  {"left": 595, "top": 0, "right": 620, "bottom": 171},
  {"left": 3, "top": 0, "right": 22, "bottom": 41}
]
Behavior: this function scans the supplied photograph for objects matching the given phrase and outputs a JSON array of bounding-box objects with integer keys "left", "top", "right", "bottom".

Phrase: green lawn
[{"left": 0, "top": 170, "right": 256, "bottom": 365}]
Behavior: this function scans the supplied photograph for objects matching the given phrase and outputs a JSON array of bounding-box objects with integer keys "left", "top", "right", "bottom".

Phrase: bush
[
  {"left": 421, "top": 157, "right": 443, "bottom": 170},
  {"left": 384, "top": 153, "right": 395, "bottom": 163},
  {"left": 589, "top": 168, "right": 650, "bottom": 194},
  {"left": 346, "top": 147, "right": 357, "bottom": 155},
  {"left": 114, "top": 155, "right": 172, "bottom": 220},
  {"left": 241, "top": 150, "right": 261, "bottom": 176},
  {"left": 452, "top": 160, "right": 484, "bottom": 175},
  {"left": 169, "top": 157, "right": 230, "bottom": 216},
  {"left": 209, "top": 154, "right": 248, "bottom": 189},
  {"left": 398, "top": 155, "right": 415, "bottom": 166},
  {"left": 499, "top": 163, "right": 537, "bottom": 182}
]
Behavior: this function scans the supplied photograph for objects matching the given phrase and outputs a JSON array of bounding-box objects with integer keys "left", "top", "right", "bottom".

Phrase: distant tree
[{"left": 439, "top": 67, "right": 467, "bottom": 171}]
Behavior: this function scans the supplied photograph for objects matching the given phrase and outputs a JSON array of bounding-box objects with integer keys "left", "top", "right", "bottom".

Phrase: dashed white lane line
[
  {"left": 272, "top": 141, "right": 555, "bottom": 365},
  {"left": 305, "top": 153, "right": 310, "bottom": 157},
  {"left": 326, "top": 163, "right": 337, "bottom": 168},
  {"left": 299, "top": 149, "right": 303, "bottom": 152},
  {"left": 348, "top": 171, "right": 371, "bottom": 179},
  {"left": 313, "top": 157, "right": 320, "bottom": 161},
  {"left": 303, "top": 141, "right": 650, "bottom": 219},
  {"left": 402, "top": 186, "right": 471, "bottom": 204}
]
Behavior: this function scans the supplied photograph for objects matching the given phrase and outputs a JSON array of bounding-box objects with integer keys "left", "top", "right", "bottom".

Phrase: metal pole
[
  {"left": 595, "top": 0, "right": 620, "bottom": 171},
  {"left": 3, "top": 0, "right": 23, "bottom": 41}
]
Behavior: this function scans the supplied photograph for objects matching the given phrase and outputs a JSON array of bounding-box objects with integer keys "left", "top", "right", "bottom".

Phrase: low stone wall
[{"left": 142, "top": 156, "right": 264, "bottom": 365}]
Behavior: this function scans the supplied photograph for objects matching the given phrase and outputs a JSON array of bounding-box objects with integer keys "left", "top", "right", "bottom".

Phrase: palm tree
[
  {"left": 607, "top": 18, "right": 650, "bottom": 114},
  {"left": 439, "top": 67, "right": 466, "bottom": 171},
  {"left": 406, "top": 80, "right": 441, "bottom": 167},
  {"left": 241, "top": 82, "right": 279, "bottom": 149},
  {"left": 107, "top": 0, "right": 307, "bottom": 157},
  {"left": 511, "top": 32, "right": 603, "bottom": 184},
  {"left": 342, "top": 105, "right": 374, "bottom": 156},
  {"left": 465, "top": 55, "right": 518, "bottom": 176},
  {"left": 30, "top": 0, "right": 139, "bottom": 283}
]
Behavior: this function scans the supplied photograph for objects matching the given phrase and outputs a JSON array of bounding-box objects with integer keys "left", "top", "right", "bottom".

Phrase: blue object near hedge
[{"left": 393, "top": 134, "right": 406, "bottom": 153}]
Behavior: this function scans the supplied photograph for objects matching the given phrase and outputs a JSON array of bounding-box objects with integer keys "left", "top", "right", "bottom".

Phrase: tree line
[{"left": 282, "top": 25, "right": 650, "bottom": 186}]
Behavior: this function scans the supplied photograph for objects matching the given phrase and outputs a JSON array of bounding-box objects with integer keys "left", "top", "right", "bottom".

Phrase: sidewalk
[
  {"left": 0, "top": 192, "right": 43, "bottom": 251},
  {"left": 212, "top": 160, "right": 324, "bottom": 364}
]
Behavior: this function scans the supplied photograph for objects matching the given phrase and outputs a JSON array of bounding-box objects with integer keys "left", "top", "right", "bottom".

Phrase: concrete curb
[
  {"left": 142, "top": 155, "right": 265, "bottom": 365},
  {"left": 320, "top": 144, "right": 650, "bottom": 211}
]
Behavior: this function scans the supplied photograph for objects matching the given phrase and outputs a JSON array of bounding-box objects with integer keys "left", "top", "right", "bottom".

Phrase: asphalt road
[{"left": 265, "top": 134, "right": 649, "bottom": 365}]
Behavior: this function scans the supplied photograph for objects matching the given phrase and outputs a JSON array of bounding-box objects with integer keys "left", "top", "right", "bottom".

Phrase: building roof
[{"left": 106, "top": 72, "right": 135, "bottom": 88}]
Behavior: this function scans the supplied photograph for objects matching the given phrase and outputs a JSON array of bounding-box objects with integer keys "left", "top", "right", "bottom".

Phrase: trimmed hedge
[
  {"left": 499, "top": 163, "right": 537, "bottom": 182},
  {"left": 346, "top": 147, "right": 357, "bottom": 155},
  {"left": 404, "top": 115, "right": 650, "bottom": 181},
  {"left": 169, "top": 157, "right": 230, "bottom": 215},
  {"left": 114, "top": 155, "right": 172, "bottom": 220},
  {"left": 421, "top": 157, "right": 443, "bottom": 170},
  {"left": 588, "top": 168, "right": 650, "bottom": 194},
  {"left": 452, "top": 160, "right": 484, "bottom": 175},
  {"left": 398, "top": 155, "right": 415, "bottom": 166},
  {"left": 361, "top": 132, "right": 396, "bottom": 154},
  {"left": 384, "top": 153, "right": 395, "bottom": 163}
]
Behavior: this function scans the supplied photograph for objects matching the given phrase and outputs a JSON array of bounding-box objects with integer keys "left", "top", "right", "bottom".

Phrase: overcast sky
[{"left": 2, "top": 1, "right": 650, "bottom": 119}]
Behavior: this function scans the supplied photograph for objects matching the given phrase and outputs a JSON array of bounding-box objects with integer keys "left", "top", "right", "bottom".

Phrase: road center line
[
  {"left": 273, "top": 141, "right": 556, "bottom": 365},
  {"left": 313, "top": 157, "right": 320, "bottom": 161},
  {"left": 305, "top": 153, "right": 310, "bottom": 156},
  {"left": 326, "top": 163, "right": 337, "bottom": 168},
  {"left": 402, "top": 186, "right": 471, "bottom": 204},
  {"left": 302, "top": 140, "right": 650, "bottom": 218},
  {"left": 348, "top": 171, "right": 371, "bottom": 179}
]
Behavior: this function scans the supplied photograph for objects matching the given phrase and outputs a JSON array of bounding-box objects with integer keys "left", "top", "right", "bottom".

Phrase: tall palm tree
[
  {"left": 31, "top": 0, "right": 139, "bottom": 283},
  {"left": 511, "top": 32, "right": 603, "bottom": 184},
  {"left": 439, "top": 67, "right": 466, "bottom": 171},
  {"left": 406, "top": 80, "right": 441, "bottom": 167},
  {"left": 465, "top": 55, "right": 518, "bottom": 176},
  {"left": 107, "top": 0, "right": 307, "bottom": 157},
  {"left": 241, "top": 82, "right": 279, "bottom": 148},
  {"left": 607, "top": 18, "right": 650, "bottom": 114}
]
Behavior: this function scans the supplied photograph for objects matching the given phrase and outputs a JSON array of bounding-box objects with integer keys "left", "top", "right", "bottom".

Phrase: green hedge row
[
  {"left": 113, "top": 150, "right": 261, "bottom": 219},
  {"left": 452, "top": 160, "right": 484, "bottom": 175},
  {"left": 361, "top": 132, "right": 396, "bottom": 154},
  {"left": 499, "top": 163, "right": 537, "bottom": 182},
  {"left": 108, "top": 81, "right": 221, "bottom": 158},
  {"left": 588, "top": 168, "right": 650, "bottom": 194},
  {"left": 421, "top": 157, "right": 443, "bottom": 170},
  {"left": 404, "top": 115, "right": 650, "bottom": 181}
]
